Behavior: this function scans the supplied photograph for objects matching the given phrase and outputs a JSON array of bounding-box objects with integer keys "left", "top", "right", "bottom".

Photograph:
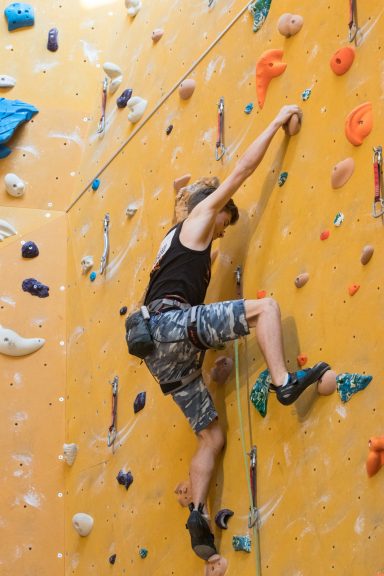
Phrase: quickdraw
[
  {"left": 215, "top": 97, "right": 226, "bottom": 161},
  {"left": 348, "top": 0, "right": 360, "bottom": 44},
  {"left": 107, "top": 376, "right": 119, "bottom": 448},
  {"left": 97, "top": 77, "right": 108, "bottom": 134},
  {"left": 372, "top": 146, "right": 384, "bottom": 220},
  {"left": 235, "top": 265, "right": 242, "bottom": 299},
  {"left": 248, "top": 445, "right": 259, "bottom": 529},
  {"left": 100, "top": 213, "right": 110, "bottom": 274}
]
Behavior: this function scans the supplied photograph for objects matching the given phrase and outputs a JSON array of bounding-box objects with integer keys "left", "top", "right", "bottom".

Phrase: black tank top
[{"left": 144, "top": 222, "right": 211, "bottom": 306}]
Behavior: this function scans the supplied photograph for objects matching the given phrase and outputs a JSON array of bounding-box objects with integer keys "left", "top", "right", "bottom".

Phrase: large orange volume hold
[
  {"left": 256, "top": 49, "right": 287, "bottom": 109},
  {"left": 345, "top": 102, "right": 373, "bottom": 146}
]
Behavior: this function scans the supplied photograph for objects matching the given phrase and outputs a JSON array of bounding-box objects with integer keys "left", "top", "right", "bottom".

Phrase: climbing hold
[
  {"left": 232, "top": 535, "right": 251, "bottom": 553},
  {"left": 333, "top": 212, "right": 344, "bottom": 226},
  {"left": 22, "top": 278, "right": 49, "bottom": 298},
  {"left": 204, "top": 555, "right": 228, "bottom": 576},
  {"left": 331, "top": 157, "right": 355, "bottom": 189},
  {"left": 4, "top": 3, "right": 35, "bottom": 31},
  {"left": 277, "top": 13, "right": 303, "bottom": 38},
  {"left": 297, "top": 354, "right": 308, "bottom": 367},
  {"left": 284, "top": 113, "right": 301, "bottom": 136},
  {"left": 214, "top": 508, "right": 234, "bottom": 530},
  {"left": 294, "top": 272, "right": 309, "bottom": 288},
  {"left": 5, "top": 173, "right": 25, "bottom": 197},
  {"left": 47, "top": 27, "right": 58, "bottom": 51},
  {"left": 244, "top": 102, "right": 254, "bottom": 115},
  {"left": 250, "top": 369, "right": 271, "bottom": 417},
  {"left": 0, "top": 75, "right": 16, "bottom": 89},
  {"left": 125, "top": 0, "right": 142, "bottom": 16},
  {"left": 317, "top": 370, "right": 337, "bottom": 396},
  {"left": 173, "top": 174, "right": 191, "bottom": 193},
  {"left": 127, "top": 96, "right": 147, "bottom": 123},
  {"left": 139, "top": 548, "right": 148, "bottom": 559},
  {"left": 91, "top": 178, "right": 100, "bottom": 191},
  {"left": 178, "top": 78, "right": 196, "bottom": 100},
  {"left": 336, "top": 372, "right": 372, "bottom": 403},
  {"left": 320, "top": 230, "right": 330, "bottom": 241},
  {"left": 301, "top": 88, "right": 311, "bottom": 101},
  {"left": 166, "top": 124, "right": 173, "bottom": 135},
  {"left": 366, "top": 437, "right": 384, "bottom": 477},
  {"left": 0, "top": 218, "right": 17, "bottom": 241},
  {"left": 348, "top": 283, "right": 360, "bottom": 296},
  {"left": 109, "top": 554, "right": 117, "bottom": 565},
  {"left": 256, "top": 49, "right": 287, "bottom": 109},
  {"left": 72, "top": 513, "right": 94, "bottom": 537},
  {"left": 133, "top": 391, "right": 146, "bottom": 413},
  {"left": 81, "top": 256, "right": 94, "bottom": 274},
  {"left": 126, "top": 204, "right": 137, "bottom": 217},
  {"left": 103, "top": 62, "right": 123, "bottom": 94},
  {"left": 278, "top": 171, "right": 288, "bottom": 187},
  {"left": 330, "top": 46, "right": 355, "bottom": 76},
  {"left": 0, "top": 325, "right": 45, "bottom": 356},
  {"left": 152, "top": 28, "right": 164, "bottom": 42},
  {"left": 21, "top": 241, "right": 39, "bottom": 258},
  {"left": 116, "top": 470, "right": 133, "bottom": 490},
  {"left": 248, "top": 0, "right": 272, "bottom": 33},
  {"left": 63, "top": 443, "right": 78, "bottom": 466},
  {"left": 345, "top": 102, "right": 373, "bottom": 146},
  {"left": 90, "top": 271, "right": 97, "bottom": 281},
  {"left": 116, "top": 88, "right": 132, "bottom": 108},
  {"left": 361, "top": 245, "right": 374, "bottom": 265},
  {"left": 0, "top": 98, "right": 38, "bottom": 157},
  {"left": 257, "top": 290, "right": 266, "bottom": 299},
  {"left": 210, "top": 356, "right": 233, "bottom": 385},
  {"left": 119, "top": 306, "right": 128, "bottom": 316},
  {"left": 174, "top": 480, "right": 192, "bottom": 507}
]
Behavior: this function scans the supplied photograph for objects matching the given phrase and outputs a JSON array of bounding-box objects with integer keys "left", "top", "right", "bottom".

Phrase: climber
[{"left": 136, "top": 105, "right": 331, "bottom": 561}]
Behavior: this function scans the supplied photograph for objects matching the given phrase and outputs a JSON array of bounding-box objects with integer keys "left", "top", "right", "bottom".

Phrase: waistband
[{"left": 147, "top": 297, "right": 191, "bottom": 313}]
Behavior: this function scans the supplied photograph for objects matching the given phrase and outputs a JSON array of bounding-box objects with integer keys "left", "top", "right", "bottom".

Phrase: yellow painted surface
[{"left": 1, "top": 1, "right": 384, "bottom": 575}]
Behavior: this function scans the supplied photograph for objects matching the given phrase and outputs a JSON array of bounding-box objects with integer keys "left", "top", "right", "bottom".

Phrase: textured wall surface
[{"left": 1, "top": 1, "right": 383, "bottom": 575}]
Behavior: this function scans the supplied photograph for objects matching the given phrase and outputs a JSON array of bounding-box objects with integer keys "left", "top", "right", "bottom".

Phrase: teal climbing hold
[
  {"left": 333, "top": 211, "right": 344, "bottom": 226},
  {"left": 278, "top": 171, "right": 288, "bottom": 187},
  {"left": 248, "top": 0, "right": 272, "bottom": 32},
  {"left": 336, "top": 372, "right": 372, "bottom": 403},
  {"left": 4, "top": 3, "right": 35, "bottom": 31},
  {"left": 90, "top": 271, "right": 97, "bottom": 281},
  {"left": 232, "top": 535, "right": 252, "bottom": 553},
  {"left": 244, "top": 102, "right": 254, "bottom": 114},
  {"left": 92, "top": 178, "right": 100, "bottom": 191},
  {"left": 139, "top": 548, "right": 148, "bottom": 559},
  {"left": 301, "top": 88, "right": 312, "bottom": 101},
  {"left": 250, "top": 369, "right": 271, "bottom": 417}
]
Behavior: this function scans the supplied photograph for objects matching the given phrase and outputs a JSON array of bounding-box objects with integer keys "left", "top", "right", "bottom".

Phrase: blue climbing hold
[
  {"left": 232, "top": 535, "right": 252, "bottom": 553},
  {"left": 22, "top": 278, "right": 49, "bottom": 298},
  {"left": 134, "top": 391, "right": 146, "bottom": 413},
  {"left": 21, "top": 240, "right": 39, "bottom": 258},
  {"left": 336, "top": 372, "right": 372, "bottom": 403},
  {"left": 250, "top": 369, "right": 271, "bottom": 417},
  {"left": 91, "top": 178, "right": 100, "bottom": 191},
  {"left": 4, "top": 3, "right": 35, "bottom": 32},
  {"left": 116, "top": 470, "right": 134, "bottom": 490},
  {"left": 139, "top": 548, "right": 148, "bottom": 559},
  {"left": 0, "top": 98, "right": 38, "bottom": 158},
  {"left": 248, "top": 0, "right": 272, "bottom": 32},
  {"left": 301, "top": 88, "right": 312, "bottom": 101},
  {"left": 244, "top": 102, "right": 254, "bottom": 115},
  {"left": 278, "top": 171, "right": 288, "bottom": 187},
  {"left": 90, "top": 271, "right": 97, "bottom": 281}
]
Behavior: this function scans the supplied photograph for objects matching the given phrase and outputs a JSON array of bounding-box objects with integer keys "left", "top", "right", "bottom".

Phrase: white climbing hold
[
  {"left": 0, "top": 74, "right": 16, "bottom": 88},
  {"left": 0, "top": 218, "right": 17, "bottom": 241},
  {"left": 103, "top": 62, "right": 122, "bottom": 79},
  {"left": 126, "top": 204, "right": 137, "bottom": 217},
  {"left": 63, "top": 443, "right": 78, "bottom": 466},
  {"left": 81, "top": 255, "right": 94, "bottom": 274},
  {"left": 127, "top": 96, "right": 147, "bottom": 123},
  {"left": 72, "top": 513, "right": 94, "bottom": 537},
  {"left": 0, "top": 325, "right": 45, "bottom": 357},
  {"left": 125, "top": 0, "right": 142, "bottom": 16},
  {"left": 5, "top": 173, "right": 25, "bottom": 197},
  {"left": 109, "top": 76, "right": 122, "bottom": 94}
]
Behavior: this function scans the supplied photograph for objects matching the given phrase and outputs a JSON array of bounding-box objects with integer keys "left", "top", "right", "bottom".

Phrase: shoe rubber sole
[
  {"left": 186, "top": 510, "right": 217, "bottom": 561},
  {"left": 277, "top": 362, "right": 331, "bottom": 405}
]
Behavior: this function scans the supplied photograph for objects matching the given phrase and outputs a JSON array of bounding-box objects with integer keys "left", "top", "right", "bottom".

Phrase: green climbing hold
[
  {"left": 336, "top": 372, "right": 372, "bottom": 403},
  {"left": 250, "top": 369, "right": 271, "bottom": 417},
  {"left": 248, "top": 0, "right": 272, "bottom": 33},
  {"left": 232, "top": 535, "right": 252, "bottom": 553},
  {"left": 278, "top": 171, "right": 288, "bottom": 187}
]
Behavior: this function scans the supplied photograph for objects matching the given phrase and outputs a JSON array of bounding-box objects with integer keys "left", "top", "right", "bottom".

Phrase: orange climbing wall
[{"left": 1, "top": 1, "right": 384, "bottom": 575}]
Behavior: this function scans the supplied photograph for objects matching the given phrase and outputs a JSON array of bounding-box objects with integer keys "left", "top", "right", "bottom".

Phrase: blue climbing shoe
[
  {"left": 271, "top": 362, "right": 331, "bottom": 405},
  {"left": 186, "top": 503, "right": 217, "bottom": 561}
]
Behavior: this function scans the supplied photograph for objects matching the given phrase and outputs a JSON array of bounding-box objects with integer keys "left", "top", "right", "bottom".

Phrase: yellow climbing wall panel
[{"left": 1, "top": 1, "right": 384, "bottom": 575}]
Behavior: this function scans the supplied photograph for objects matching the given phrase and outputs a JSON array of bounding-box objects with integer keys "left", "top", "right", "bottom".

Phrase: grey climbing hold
[
  {"left": 4, "top": 3, "right": 35, "bottom": 31},
  {"left": 21, "top": 241, "right": 39, "bottom": 258},
  {"left": 278, "top": 171, "right": 288, "bottom": 187},
  {"left": 47, "top": 27, "right": 58, "bottom": 51},
  {"left": 116, "top": 470, "right": 133, "bottom": 490},
  {"left": 22, "top": 278, "right": 49, "bottom": 298},
  {"left": 232, "top": 535, "right": 252, "bottom": 552}
]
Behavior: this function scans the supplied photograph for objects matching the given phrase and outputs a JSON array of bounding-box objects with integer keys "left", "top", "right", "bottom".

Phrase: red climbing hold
[
  {"left": 366, "top": 437, "right": 384, "bottom": 477},
  {"left": 297, "top": 354, "right": 308, "bottom": 367},
  {"left": 320, "top": 230, "right": 330, "bottom": 240},
  {"left": 257, "top": 289, "right": 267, "bottom": 299},
  {"left": 348, "top": 284, "right": 360, "bottom": 296}
]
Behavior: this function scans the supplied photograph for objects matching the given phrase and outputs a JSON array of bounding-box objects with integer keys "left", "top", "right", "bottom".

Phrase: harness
[{"left": 146, "top": 297, "right": 208, "bottom": 395}]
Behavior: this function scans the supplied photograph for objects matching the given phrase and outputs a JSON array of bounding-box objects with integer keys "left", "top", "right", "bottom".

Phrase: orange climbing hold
[
  {"left": 331, "top": 157, "right": 355, "bottom": 189},
  {"left": 348, "top": 284, "right": 360, "bottom": 296},
  {"left": 256, "top": 49, "right": 287, "bottom": 109},
  {"left": 366, "top": 436, "right": 384, "bottom": 477},
  {"left": 330, "top": 46, "right": 355, "bottom": 75},
  {"left": 345, "top": 102, "right": 373, "bottom": 146},
  {"left": 320, "top": 230, "right": 330, "bottom": 240},
  {"left": 297, "top": 354, "right": 308, "bottom": 367},
  {"left": 257, "top": 289, "right": 267, "bottom": 299}
]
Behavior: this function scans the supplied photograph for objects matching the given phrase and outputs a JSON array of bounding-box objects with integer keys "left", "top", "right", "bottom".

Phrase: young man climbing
[{"left": 133, "top": 105, "right": 331, "bottom": 561}]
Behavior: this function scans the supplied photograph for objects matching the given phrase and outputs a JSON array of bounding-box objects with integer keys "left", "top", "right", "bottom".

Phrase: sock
[{"left": 281, "top": 373, "right": 289, "bottom": 387}]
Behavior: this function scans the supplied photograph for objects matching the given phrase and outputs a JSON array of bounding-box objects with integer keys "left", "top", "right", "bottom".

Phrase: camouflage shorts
[{"left": 144, "top": 299, "right": 249, "bottom": 433}]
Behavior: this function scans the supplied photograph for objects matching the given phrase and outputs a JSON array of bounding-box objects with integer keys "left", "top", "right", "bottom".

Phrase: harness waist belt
[{"left": 160, "top": 368, "right": 202, "bottom": 395}]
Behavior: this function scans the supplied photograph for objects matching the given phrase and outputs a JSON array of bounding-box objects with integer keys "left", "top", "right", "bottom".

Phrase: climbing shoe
[
  {"left": 186, "top": 503, "right": 217, "bottom": 561},
  {"left": 271, "top": 362, "right": 331, "bottom": 406}
]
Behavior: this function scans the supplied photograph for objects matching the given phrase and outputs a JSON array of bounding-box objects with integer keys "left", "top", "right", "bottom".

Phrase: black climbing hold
[
  {"left": 119, "top": 306, "right": 128, "bottom": 316},
  {"left": 166, "top": 124, "right": 173, "bottom": 135},
  {"left": 47, "top": 27, "right": 59, "bottom": 52},
  {"left": 116, "top": 470, "right": 133, "bottom": 490},
  {"left": 133, "top": 391, "right": 146, "bottom": 413},
  {"left": 215, "top": 508, "right": 234, "bottom": 529},
  {"left": 117, "top": 89, "right": 133, "bottom": 108},
  {"left": 22, "top": 278, "right": 49, "bottom": 298},
  {"left": 109, "top": 554, "right": 117, "bottom": 565},
  {"left": 21, "top": 241, "right": 39, "bottom": 258}
]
